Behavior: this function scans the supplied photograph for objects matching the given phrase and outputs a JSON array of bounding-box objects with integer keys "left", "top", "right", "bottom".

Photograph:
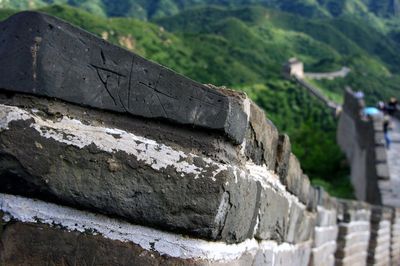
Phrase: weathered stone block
[
  {"left": 245, "top": 102, "right": 279, "bottom": 170},
  {"left": 307, "top": 186, "right": 318, "bottom": 212},
  {"left": 273, "top": 241, "right": 312, "bottom": 266},
  {"left": 317, "top": 206, "right": 337, "bottom": 227},
  {"left": 281, "top": 153, "right": 302, "bottom": 198},
  {"left": 338, "top": 222, "right": 370, "bottom": 236},
  {"left": 313, "top": 226, "right": 338, "bottom": 247},
  {"left": 298, "top": 174, "right": 311, "bottom": 207},
  {"left": 337, "top": 200, "right": 371, "bottom": 223},
  {"left": 0, "top": 100, "right": 259, "bottom": 243},
  {"left": 0, "top": 221, "right": 256, "bottom": 266},
  {"left": 0, "top": 11, "right": 249, "bottom": 144},
  {"left": 310, "top": 241, "right": 336, "bottom": 266},
  {"left": 0, "top": 194, "right": 262, "bottom": 266},
  {"left": 375, "top": 147, "right": 387, "bottom": 162},
  {"left": 337, "top": 231, "right": 370, "bottom": 250},
  {"left": 286, "top": 201, "right": 316, "bottom": 244},
  {"left": 376, "top": 160, "right": 390, "bottom": 180},
  {"left": 335, "top": 242, "right": 369, "bottom": 259},
  {"left": 253, "top": 242, "right": 275, "bottom": 266},
  {"left": 275, "top": 134, "right": 291, "bottom": 179},
  {"left": 256, "top": 185, "right": 290, "bottom": 243}
]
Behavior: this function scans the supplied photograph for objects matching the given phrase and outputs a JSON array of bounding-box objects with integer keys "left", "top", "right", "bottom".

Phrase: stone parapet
[
  {"left": 337, "top": 87, "right": 388, "bottom": 205},
  {"left": 0, "top": 11, "right": 400, "bottom": 266}
]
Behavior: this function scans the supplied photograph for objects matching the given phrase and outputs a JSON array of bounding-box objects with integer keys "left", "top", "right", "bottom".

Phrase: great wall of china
[{"left": 0, "top": 11, "right": 400, "bottom": 266}]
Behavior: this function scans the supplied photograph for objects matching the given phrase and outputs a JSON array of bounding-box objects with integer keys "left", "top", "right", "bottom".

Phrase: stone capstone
[{"left": 0, "top": 11, "right": 249, "bottom": 144}]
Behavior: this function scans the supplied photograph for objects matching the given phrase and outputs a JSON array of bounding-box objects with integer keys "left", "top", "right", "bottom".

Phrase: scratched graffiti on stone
[{"left": 0, "top": 11, "right": 248, "bottom": 143}]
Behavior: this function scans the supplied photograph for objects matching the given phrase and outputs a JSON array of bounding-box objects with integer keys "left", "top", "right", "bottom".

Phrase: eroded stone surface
[
  {"left": 256, "top": 185, "right": 290, "bottom": 243},
  {"left": 0, "top": 11, "right": 249, "bottom": 144},
  {"left": 0, "top": 99, "right": 259, "bottom": 243},
  {"left": 0, "top": 222, "right": 258, "bottom": 266}
]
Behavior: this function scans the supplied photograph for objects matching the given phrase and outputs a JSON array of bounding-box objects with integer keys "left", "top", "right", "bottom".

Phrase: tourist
[
  {"left": 386, "top": 97, "right": 398, "bottom": 116},
  {"left": 384, "top": 115, "right": 391, "bottom": 149}
]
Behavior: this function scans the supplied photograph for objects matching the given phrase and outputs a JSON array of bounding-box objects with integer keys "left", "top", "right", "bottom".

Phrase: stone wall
[
  {"left": 335, "top": 200, "right": 371, "bottom": 266},
  {"left": 0, "top": 11, "right": 400, "bottom": 266},
  {"left": 392, "top": 208, "right": 400, "bottom": 263},
  {"left": 309, "top": 188, "right": 338, "bottom": 266},
  {"left": 368, "top": 206, "right": 393, "bottom": 266},
  {"left": 337, "top": 87, "right": 389, "bottom": 204}
]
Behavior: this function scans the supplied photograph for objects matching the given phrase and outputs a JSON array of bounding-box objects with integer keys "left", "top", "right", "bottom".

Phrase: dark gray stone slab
[
  {"left": 0, "top": 222, "right": 255, "bottom": 266},
  {"left": 0, "top": 11, "right": 248, "bottom": 144},
  {"left": 280, "top": 153, "right": 303, "bottom": 199},
  {"left": 298, "top": 174, "right": 311, "bottom": 207},
  {"left": 0, "top": 96, "right": 259, "bottom": 244},
  {"left": 307, "top": 186, "right": 318, "bottom": 212},
  {"left": 275, "top": 134, "right": 291, "bottom": 179}
]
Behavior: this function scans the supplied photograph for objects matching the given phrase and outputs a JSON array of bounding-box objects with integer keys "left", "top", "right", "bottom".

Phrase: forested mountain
[{"left": 2, "top": 0, "right": 400, "bottom": 22}]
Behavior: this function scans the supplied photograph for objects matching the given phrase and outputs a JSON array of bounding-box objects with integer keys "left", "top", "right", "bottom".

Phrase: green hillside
[{"left": 1, "top": 0, "right": 400, "bottom": 20}]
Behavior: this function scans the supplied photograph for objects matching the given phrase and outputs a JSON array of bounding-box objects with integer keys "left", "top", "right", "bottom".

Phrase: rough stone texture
[
  {"left": 0, "top": 11, "right": 249, "bottom": 144},
  {"left": 244, "top": 102, "right": 279, "bottom": 170},
  {"left": 253, "top": 241, "right": 312, "bottom": 266},
  {"left": 286, "top": 200, "right": 316, "bottom": 244},
  {"left": 255, "top": 185, "right": 290, "bottom": 243},
  {"left": 335, "top": 199, "right": 371, "bottom": 266},
  {"left": 274, "top": 134, "right": 291, "bottom": 179},
  {"left": 277, "top": 150, "right": 316, "bottom": 208},
  {"left": 367, "top": 206, "right": 393, "bottom": 266},
  {"left": 0, "top": 222, "right": 256, "bottom": 266},
  {"left": 309, "top": 241, "right": 336, "bottom": 266},
  {"left": 313, "top": 226, "right": 338, "bottom": 247},
  {"left": 335, "top": 200, "right": 371, "bottom": 265},
  {"left": 0, "top": 95, "right": 260, "bottom": 244}
]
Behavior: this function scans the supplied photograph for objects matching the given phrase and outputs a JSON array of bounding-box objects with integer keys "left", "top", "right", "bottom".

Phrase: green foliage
[{"left": 2, "top": 0, "right": 400, "bottom": 26}]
